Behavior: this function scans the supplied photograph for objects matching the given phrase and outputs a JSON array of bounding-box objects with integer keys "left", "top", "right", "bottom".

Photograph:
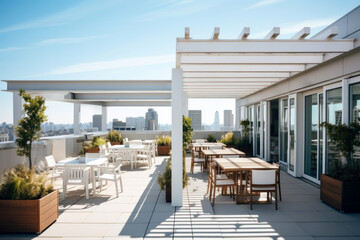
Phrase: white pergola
[{"left": 4, "top": 26, "right": 355, "bottom": 207}]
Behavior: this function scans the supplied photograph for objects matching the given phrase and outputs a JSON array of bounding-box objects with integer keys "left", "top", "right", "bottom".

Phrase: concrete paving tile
[{"left": 298, "top": 222, "right": 357, "bottom": 237}]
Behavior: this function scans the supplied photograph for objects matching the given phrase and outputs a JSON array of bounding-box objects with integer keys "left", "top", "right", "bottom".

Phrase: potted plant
[
  {"left": 220, "top": 132, "right": 239, "bottom": 149},
  {"left": 107, "top": 130, "right": 123, "bottom": 145},
  {"left": 206, "top": 134, "right": 217, "bottom": 143},
  {"left": 86, "top": 136, "right": 107, "bottom": 153},
  {"left": 237, "top": 120, "right": 253, "bottom": 156},
  {"left": 156, "top": 135, "right": 171, "bottom": 156},
  {"left": 320, "top": 120, "right": 360, "bottom": 212},
  {"left": 157, "top": 116, "right": 191, "bottom": 202},
  {"left": 0, "top": 166, "right": 58, "bottom": 233}
]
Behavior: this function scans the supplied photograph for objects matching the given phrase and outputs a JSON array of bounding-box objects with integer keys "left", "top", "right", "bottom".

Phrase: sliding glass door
[
  {"left": 304, "top": 94, "right": 318, "bottom": 180},
  {"left": 288, "top": 94, "right": 296, "bottom": 174},
  {"left": 256, "top": 104, "right": 261, "bottom": 156},
  {"left": 280, "top": 99, "right": 288, "bottom": 164}
]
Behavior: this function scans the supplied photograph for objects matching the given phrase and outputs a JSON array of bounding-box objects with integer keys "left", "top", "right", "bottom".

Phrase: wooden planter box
[
  {"left": 110, "top": 142, "right": 121, "bottom": 145},
  {"left": 166, "top": 184, "right": 171, "bottom": 203},
  {"left": 320, "top": 174, "right": 360, "bottom": 212},
  {"left": 87, "top": 147, "right": 99, "bottom": 153},
  {"left": 0, "top": 190, "right": 59, "bottom": 233},
  {"left": 158, "top": 145, "right": 171, "bottom": 156}
]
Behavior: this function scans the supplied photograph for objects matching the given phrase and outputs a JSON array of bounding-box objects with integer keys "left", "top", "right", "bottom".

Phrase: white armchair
[
  {"left": 249, "top": 169, "right": 278, "bottom": 210},
  {"left": 96, "top": 161, "right": 123, "bottom": 197},
  {"left": 44, "top": 155, "right": 63, "bottom": 183},
  {"left": 136, "top": 146, "right": 152, "bottom": 169},
  {"left": 62, "top": 166, "right": 90, "bottom": 200}
]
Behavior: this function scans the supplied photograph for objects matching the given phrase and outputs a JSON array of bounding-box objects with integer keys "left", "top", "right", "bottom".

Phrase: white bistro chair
[
  {"left": 62, "top": 166, "right": 90, "bottom": 200},
  {"left": 96, "top": 161, "right": 123, "bottom": 197},
  {"left": 44, "top": 155, "right": 63, "bottom": 183},
  {"left": 136, "top": 145, "right": 152, "bottom": 169}
]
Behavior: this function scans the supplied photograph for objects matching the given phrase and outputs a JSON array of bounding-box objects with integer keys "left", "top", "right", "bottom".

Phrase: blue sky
[{"left": 1, "top": 0, "right": 359, "bottom": 125}]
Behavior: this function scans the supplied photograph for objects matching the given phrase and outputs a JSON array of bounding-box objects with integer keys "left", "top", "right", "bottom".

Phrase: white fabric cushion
[
  {"left": 216, "top": 179, "right": 235, "bottom": 185},
  {"left": 216, "top": 174, "right": 228, "bottom": 180},
  {"left": 194, "top": 158, "right": 205, "bottom": 163},
  {"left": 252, "top": 186, "right": 275, "bottom": 191}
]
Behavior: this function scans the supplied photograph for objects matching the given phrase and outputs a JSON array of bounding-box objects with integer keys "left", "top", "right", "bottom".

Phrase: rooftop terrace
[{"left": 1, "top": 155, "right": 359, "bottom": 240}]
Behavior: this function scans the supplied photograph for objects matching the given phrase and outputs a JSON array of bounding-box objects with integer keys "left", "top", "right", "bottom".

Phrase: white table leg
[{"left": 91, "top": 166, "right": 96, "bottom": 196}]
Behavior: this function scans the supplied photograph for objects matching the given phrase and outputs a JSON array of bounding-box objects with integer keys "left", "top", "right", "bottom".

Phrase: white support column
[
  {"left": 13, "top": 92, "right": 24, "bottom": 127},
  {"left": 235, "top": 99, "right": 241, "bottom": 130},
  {"left": 171, "top": 68, "right": 183, "bottom": 207},
  {"left": 183, "top": 92, "right": 188, "bottom": 117},
  {"left": 74, "top": 103, "right": 81, "bottom": 135},
  {"left": 101, "top": 106, "right": 108, "bottom": 132}
]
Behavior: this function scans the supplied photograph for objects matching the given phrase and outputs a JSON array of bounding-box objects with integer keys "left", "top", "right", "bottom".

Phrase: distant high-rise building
[
  {"left": 213, "top": 111, "right": 220, "bottom": 130},
  {"left": 145, "top": 108, "right": 158, "bottom": 130},
  {"left": 112, "top": 118, "right": 126, "bottom": 130},
  {"left": 93, "top": 114, "right": 102, "bottom": 131},
  {"left": 189, "top": 110, "right": 202, "bottom": 130},
  {"left": 126, "top": 117, "right": 145, "bottom": 131},
  {"left": 224, "top": 110, "right": 234, "bottom": 130}
]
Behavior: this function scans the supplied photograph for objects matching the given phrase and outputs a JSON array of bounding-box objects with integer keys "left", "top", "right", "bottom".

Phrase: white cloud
[
  {"left": 0, "top": 1, "right": 113, "bottom": 33},
  {"left": 33, "top": 35, "right": 108, "bottom": 46},
  {"left": 0, "top": 47, "right": 23, "bottom": 52},
  {"left": 134, "top": 0, "right": 217, "bottom": 22},
  {"left": 38, "top": 55, "right": 175, "bottom": 76},
  {"left": 247, "top": 0, "right": 284, "bottom": 9},
  {"left": 250, "top": 17, "right": 338, "bottom": 38}
]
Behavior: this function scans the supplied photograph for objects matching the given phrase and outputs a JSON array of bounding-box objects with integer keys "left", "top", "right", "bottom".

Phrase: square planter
[
  {"left": 158, "top": 145, "right": 171, "bottom": 156},
  {"left": 321, "top": 174, "right": 360, "bottom": 212},
  {"left": 87, "top": 147, "right": 99, "bottom": 153},
  {"left": 0, "top": 190, "right": 59, "bottom": 233},
  {"left": 110, "top": 142, "right": 121, "bottom": 145},
  {"left": 166, "top": 184, "right": 171, "bottom": 203}
]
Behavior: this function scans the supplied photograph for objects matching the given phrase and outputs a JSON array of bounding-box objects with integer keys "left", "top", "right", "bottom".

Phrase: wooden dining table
[
  {"left": 214, "top": 157, "right": 278, "bottom": 204},
  {"left": 201, "top": 148, "right": 245, "bottom": 168}
]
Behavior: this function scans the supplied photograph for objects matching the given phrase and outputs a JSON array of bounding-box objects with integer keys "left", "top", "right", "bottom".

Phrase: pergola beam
[
  {"left": 212, "top": 27, "right": 220, "bottom": 40},
  {"left": 181, "top": 64, "right": 305, "bottom": 72},
  {"left": 264, "top": 27, "right": 280, "bottom": 39},
  {"left": 238, "top": 27, "right": 250, "bottom": 40},
  {"left": 291, "top": 27, "right": 310, "bottom": 40}
]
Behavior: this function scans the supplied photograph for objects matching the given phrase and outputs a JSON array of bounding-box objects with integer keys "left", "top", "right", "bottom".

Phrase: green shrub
[
  {"left": 107, "top": 130, "right": 123, "bottom": 144},
  {"left": 206, "top": 134, "right": 217, "bottom": 142},
  {"left": 220, "top": 132, "right": 238, "bottom": 145},
  {"left": 157, "top": 156, "right": 188, "bottom": 190},
  {"left": 91, "top": 136, "right": 107, "bottom": 147},
  {"left": 0, "top": 165, "right": 53, "bottom": 200},
  {"left": 156, "top": 135, "right": 171, "bottom": 146}
]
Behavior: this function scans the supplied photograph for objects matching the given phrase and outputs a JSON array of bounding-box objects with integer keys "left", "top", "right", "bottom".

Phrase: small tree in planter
[
  {"left": 156, "top": 135, "right": 171, "bottom": 156},
  {"left": 320, "top": 120, "right": 360, "bottom": 212},
  {"left": 15, "top": 89, "right": 47, "bottom": 169},
  {"left": 86, "top": 136, "right": 107, "bottom": 153},
  {"left": 220, "top": 132, "right": 239, "bottom": 148}
]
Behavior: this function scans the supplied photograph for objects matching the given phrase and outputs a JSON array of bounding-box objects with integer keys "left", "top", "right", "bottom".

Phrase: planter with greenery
[
  {"left": 85, "top": 136, "right": 107, "bottom": 153},
  {"left": 156, "top": 135, "right": 171, "bottom": 156},
  {"left": 157, "top": 116, "right": 191, "bottom": 202},
  {"left": 320, "top": 120, "right": 360, "bottom": 212},
  {"left": 220, "top": 132, "right": 239, "bottom": 149},
  {"left": 3, "top": 90, "right": 59, "bottom": 233},
  {"left": 206, "top": 134, "right": 217, "bottom": 143},
  {"left": 107, "top": 130, "right": 123, "bottom": 145},
  {"left": 0, "top": 165, "right": 58, "bottom": 233},
  {"left": 237, "top": 120, "right": 253, "bottom": 156}
]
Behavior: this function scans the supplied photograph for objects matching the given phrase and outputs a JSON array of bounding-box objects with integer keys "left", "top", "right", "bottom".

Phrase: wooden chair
[
  {"left": 190, "top": 147, "right": 205, "bottom": 173},
  {"left": 96, "top": 160, "right": 123, "bottom": 197},
  {"left": 273, "top": 163, "right": 282, "bottom": 201},
  {"left": 208, "top": 165, "right": 236, "bottom": 206},
  {"left": 62, "top": 166, "right": 90, "bottom": 200},
  {"left": 249, "top": 169, "right": 278, "bottom": 210}
]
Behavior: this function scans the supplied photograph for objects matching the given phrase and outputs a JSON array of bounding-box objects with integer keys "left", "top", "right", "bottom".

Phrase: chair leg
[
  {"left": 190, "top": 160, "right": 194, "bottom": 173},
  {"left": 209, "top": 182, "right": 213, "bottom": 200},
  {"left": 278, "top": 176, "right": 282, "bottom": 201},
  {"left": 119, "top": 176, "right": 123, "bottom": 192},
  {"left": 250, "top": 189, "right": 253, "bottom": 210},
  {"left": 115, "top": 178, "right": 119, "bottom": 197},
  {"left": 212, "top": 184, "right": 216, "bottom": 206},
  {"left": 275, "top": 190, "right": 278, "bottom": 210},
  {"left": 62, "top": 182, "right": 67, "bottom": 200},
  {"left": 85, "top": 183, "right": 89, "bottom": 199}
]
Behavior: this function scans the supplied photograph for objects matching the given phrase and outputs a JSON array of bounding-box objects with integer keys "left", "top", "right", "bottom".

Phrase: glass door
[
  {"left": 288, "top": 94, "right": 296, "bottom": 175},
  {"left": 262, "top": 101, "right": 267, "bottom": 159},
  {"left": 304, "top": 94, "right": 318, "bottom": 181},
  {"left": 279, "top": 99, "right": 288, "bottom": 164},
  {"left": 256, "top": 104, "right": 261, "bottom": 157},
  {"left": 325, "top": 87, "right": 342, "bottom": 174}
]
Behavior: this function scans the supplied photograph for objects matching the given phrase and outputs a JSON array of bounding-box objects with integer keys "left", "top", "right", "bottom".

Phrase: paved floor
[{"left": 1, "top": 155, "right": 360, "bottom": 240}]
